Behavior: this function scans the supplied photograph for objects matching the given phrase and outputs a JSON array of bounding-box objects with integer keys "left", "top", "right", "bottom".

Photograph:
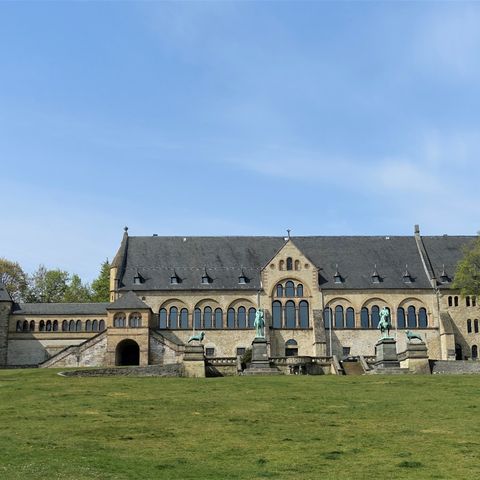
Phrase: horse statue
[
  {"left": 378, "top": 306, "right": 392, "bottom": 338},
  {"left": 188, "top": 331, "right": 205, "bottom": 343},
  {"left": 406, "top": 330, "right": 423, "bottom": 343},
  {"left": 254, "top": 309, "right": 265, "bottom": 339}
]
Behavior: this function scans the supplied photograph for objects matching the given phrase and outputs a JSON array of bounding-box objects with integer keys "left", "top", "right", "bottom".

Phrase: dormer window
[
  {"left": 201, "top": 268, "right": 212, "bottom": 285},
  {"left": 403, "top": 265, "right": 412, "bottom": 284},
  {"left": 238, "top": 270, "right": 248, "bottom": 285},
  {"left": 372, "top": 265, "right": 381, "bottom": 284},
  {"left": 440, "top": 265, "right": 450, "bottom": 284},
  {"left": 334, "top": 264, "right": 343, "bottom": 284},
  {"left": 170, "top": 270, "right": 181, "bottom": 285},
  {"left": 133, "top": 270, "right": 144, "bottom": 285}
]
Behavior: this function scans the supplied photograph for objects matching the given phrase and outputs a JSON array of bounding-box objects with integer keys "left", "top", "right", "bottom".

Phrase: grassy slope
[{"left": 0, "top": 370, "right": 479, "bottom": 480}]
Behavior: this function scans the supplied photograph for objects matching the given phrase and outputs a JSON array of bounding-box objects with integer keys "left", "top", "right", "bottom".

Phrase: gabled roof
[
  {"left": 115, "top": 234, "right": 476, "bottom": 291},
  {"left": 0, "top": 280, "right": 12, "bottom": 302},
  {"left": 12, "top": 303, "right": 109, "bottom": 315},
  {"left": 107, "top": 291, "right": 151, "bottom": 310}
]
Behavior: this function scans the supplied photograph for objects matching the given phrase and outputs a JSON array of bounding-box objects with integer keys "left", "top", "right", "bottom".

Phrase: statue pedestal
[
  {"left": 244, "top": 338, "right": 281, "bottom": 375},
  {"left": 398, "top": 341, "right": 430, "bottom": 374},
  {"left": 372, "top": 338, "right": 409, "bottom": 374},
  {"left": 183, "top": 344, "right": 205, "bottom": 378}
]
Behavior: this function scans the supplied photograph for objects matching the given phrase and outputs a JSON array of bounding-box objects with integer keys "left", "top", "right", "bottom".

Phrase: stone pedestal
[
  {"left": 244, "top": 338, "right": 281, "bottom": 375},
  {"left": 398, "top": 341, "right": 430, "bottom": 374},
  {"left": 371, "top": 337, "right": 409, "bottom": 374},
  {"left": 183, "top": 344, "right": 205, "bottom": 378}
]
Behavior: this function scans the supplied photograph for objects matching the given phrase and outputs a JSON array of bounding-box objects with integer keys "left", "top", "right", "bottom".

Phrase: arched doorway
[{"left": 116, "top": 339, "right": 140, "bottom": 366}]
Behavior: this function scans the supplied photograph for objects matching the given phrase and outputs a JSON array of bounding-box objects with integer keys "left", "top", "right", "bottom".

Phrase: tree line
[{"left": 0, "top": 258, "right": 110, "bottom": 303}]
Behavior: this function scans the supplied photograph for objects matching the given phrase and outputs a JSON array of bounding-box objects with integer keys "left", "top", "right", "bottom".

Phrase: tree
[
  {"left": 0, "top": 258, "right": 28, "bottom": 302},
  {"left": 452, "top": 235, "right": 480, "bottom": 297},
  {"left": 26, "top": 265, "right": 70, "bottom": 303},
  {"left": 64, "top": 274, "right": 92, "bottom": 303},
  {"left": 91, "top": 259, "right": 111, "bottom": 302}
]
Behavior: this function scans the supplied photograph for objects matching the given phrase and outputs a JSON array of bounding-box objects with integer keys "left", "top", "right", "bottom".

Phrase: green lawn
[{"left": 0, "top": 370, "right": 479, "bottom": 479}]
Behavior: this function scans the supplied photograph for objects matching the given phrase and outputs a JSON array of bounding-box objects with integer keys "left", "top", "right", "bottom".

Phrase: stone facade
[{"left": 1, "top": 230, "right": 479, "bottom": 371}]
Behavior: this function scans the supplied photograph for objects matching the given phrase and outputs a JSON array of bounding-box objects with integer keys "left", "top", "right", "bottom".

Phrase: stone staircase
[
  {"left": 39, "top": 331, "right": 107, "bottom": 368},
  {"left": 341, "top": 360, "right": 365, "bottom": 375}
]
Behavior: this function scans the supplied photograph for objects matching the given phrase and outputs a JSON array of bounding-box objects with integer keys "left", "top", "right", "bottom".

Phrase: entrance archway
[
  {"left": 116, "top": 339, "right": 140, "bottom": 366},
  {"left": 455, "top": 343, "right": 463, "bottom": 361}
]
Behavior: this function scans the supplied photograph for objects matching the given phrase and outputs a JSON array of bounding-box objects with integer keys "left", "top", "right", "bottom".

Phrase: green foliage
[
  {"left": 452, "top": 235, "right": 480, "bottom": 296},
  {"left": 25, "top": 265, "right": 70, "bottom": 303},
  {"left": 0, "top": 257, "right": 28, "bottom": 302},
  {"left": 0, "top": 372, "right": 479, "bottom": 479},
  {"left": 64, "top": 274, "right": 92, "bottom": 303},
  {"left": 91, "top": 259, "right": 110, "bottom": 302}
]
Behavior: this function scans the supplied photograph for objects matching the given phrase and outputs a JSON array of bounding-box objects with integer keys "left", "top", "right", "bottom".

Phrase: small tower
[{"left": 0, "top": 281, "right": 13, "bottom": 366}]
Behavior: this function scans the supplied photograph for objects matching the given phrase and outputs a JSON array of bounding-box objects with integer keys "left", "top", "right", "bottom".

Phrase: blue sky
[{"left": 1, "top": 1, "right": 479, "bottom": 281}]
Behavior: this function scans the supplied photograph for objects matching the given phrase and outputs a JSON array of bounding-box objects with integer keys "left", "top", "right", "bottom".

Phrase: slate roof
[
  {"left": 116, "top": 234, "right": 477, "bottom": 291},
  {"left": 0, "top": 280, "right": 12, "bottom": 302},
  {"left": 12, "top": 303, "right": 110, "bottom": 315},
  {"left": 107, "top": 290, "right": 151, "bottom": 310},
  {"left": 421, "top": 236, "right": 476, "bottom": 289}
]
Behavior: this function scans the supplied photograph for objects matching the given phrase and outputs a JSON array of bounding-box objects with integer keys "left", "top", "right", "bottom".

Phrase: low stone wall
[
  {"left": 430, "top": 360, "right": 480, "bottom": 375},
  {"left": 60, "top": 364, "right": 183, "bottom": 377}
]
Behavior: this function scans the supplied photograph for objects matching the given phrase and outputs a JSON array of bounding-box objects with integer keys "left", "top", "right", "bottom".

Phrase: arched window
[
  {"left": 62, "top": 320, "right": 68, "bottom": 332},
  {"left": 46, "top": 320, "right": 52, "bottom": 332},
  {"left": 467, "top": 319, "right": 472, "bottom": 333},
  {"left": 324, "top": 307, "right": 332, "bottom": 329},
  {"left": 475, "top": 319, "right": 479, "bottom": 334},
  {"left": 180, "top": 309, "right": 188, "bottom": 329},
  {"left": 361, "top": 308, "right": 369, "bottom": 328},
  {"left": 397, "top": 308, "right": 406, "bottom": 329},
  {"left": 454, "top": 296, "right": 459, "bottom": 307},
  {"left": 214, "top": 308, "right": 223, "bottom": 329},
  {"left": 203, "top": 307, "right": 212, "bottom": 329},
  {"left": 466, "top": 296, "right": 471, "bottom": 307},
  {"left": 473, "top": 297, "right": 477, "bottom": 307},
  {"left": 276, "top": 284, "right": 283, "bottom": 297},
  {"left": 299, "top": 301, "right": 309, "bottom": 328},
  {"left": 22, "top": 320, "right": 28, "bottom": 332},
  {"left": 227, "top": 308, "right": 235, "bottom": 328},
  {"left": 76, "top": 320, "right": 82, "bottom": 332},
  {"left": 169, "top": 307, "right": 178, "bottom": 329},
  {"left": 114, "top": 313, "right": 126, "bottom": 328},
  {"left": 92, "top": 319, "right": 99, "bottom": 331},
  {"left": 272, "top": 301, "right": 282, "bottom": 328},
  {"left": 346, "top": 307, "right": 355, "bottom": 328},
  {"left": 158, "top": 309, "right": 167, "bottom": 329},
  {"left": 296, "top": 284, "right": 304, "bottom": 297},
  {"left": 39, "top": 320, "right": 45, "bottom": 332},
  {"left": 194, "top": 308, "right": 202, "bottom": 329},
  {"left": 16, "top": 321, "right": 22, "bottom": 332},
  {"left": 285, "top": 339, "right": 298, "bottom": 357},
  {"left": 69, "top": 320, "right": 75, "bottom": 332},
  {"left": 237, "top": 307, "right": 246, "bottom": 328},
  {"left": 286, "top": 257, "right": 293, "bottom": 271},
  {"left": 248, "top": 308, "right": 256, "bottom": 328},
  {"left": 371, "top": 306, "right": 380, "bottom": 329},
  {"left": 86, "top": 320, "right": 92, "bottom": 332},
  {"left": 472, "top": 345, "right": 478, "bottom": 360},
  {"left": 279, "top": 260, "right": 285, "bottom": 271},
  {"left": 99, "top": 320, "right": 105, "bottom": 331},
  {"left": 335, "top": 305, "right": 344, "bottom": 329},
  {"left": 53, "top": 320, "right": 58, "bottom": 332},
  {"left": 418, "top": 308, "right": 428, "bottom": 328},
  {"left": 294, "top": 260, "right": 300, "bottom": 271},
  {"left": 285, "top": 300, "right": 296, "bottom": 328},
  {"left": 407, "top": 306, "right": 417, "bottom": 328},
  {"left": 29, "top": 320, "right": 35, "bottom": 332},
  {"left": 448, "top": 296, "right": 452, "bottom": 307},
  {"left": 285, "top": 281, "right": 295, "bottom": 297}
]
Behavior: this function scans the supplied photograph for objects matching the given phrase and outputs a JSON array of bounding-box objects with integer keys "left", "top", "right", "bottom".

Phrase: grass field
[{"left": 1, "top": 370, "right": 479, "bottom": 480}]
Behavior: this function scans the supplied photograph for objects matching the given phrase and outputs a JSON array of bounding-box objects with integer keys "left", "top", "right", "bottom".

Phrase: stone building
[{"left": 1, "top": 225, "right": 479, "bottom": 370}]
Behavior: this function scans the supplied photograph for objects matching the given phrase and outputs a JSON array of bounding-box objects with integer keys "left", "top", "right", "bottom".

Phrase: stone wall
[{"left": 0, "top": 302, "right": 11, "bottom": 366}]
